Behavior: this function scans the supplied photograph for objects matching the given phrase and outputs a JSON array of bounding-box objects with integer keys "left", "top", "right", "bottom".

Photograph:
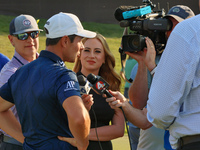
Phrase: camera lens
[
  {"left": 129, "top": 36, "right": 140, "bottom": 50},
  {"left": 128, "top": 35, "right": 146, "bottom": 51},
  {"left": 122, "top": 34, "right": 146, "bottom": 52}
]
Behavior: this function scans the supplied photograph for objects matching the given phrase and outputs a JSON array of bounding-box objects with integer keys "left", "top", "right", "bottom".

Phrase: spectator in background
[
  {"left": 0, "top": 14, "right": 42, "bottom": 150},
  {"left": 0, "top": 12, "right": 95, "bottom": 150},
  {"left": 0, "top": 54, "right": 9, "bottom": 71},
  {"left": 120, "top": 55, "right": 137, "bottom": 98},
  {"left": 120, "top": 55, "right": 139, "bottom": 150},
  {"left": 119, "top": 27, "right": 139, "bottom": 150},
  {"left": 73, "top": 33, "right": 125, "bottom": 150}
]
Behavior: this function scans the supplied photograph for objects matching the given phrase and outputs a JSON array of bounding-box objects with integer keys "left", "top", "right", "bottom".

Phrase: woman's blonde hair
[{"left": 73, "top": 33, "right": 121, "bottom": 91}]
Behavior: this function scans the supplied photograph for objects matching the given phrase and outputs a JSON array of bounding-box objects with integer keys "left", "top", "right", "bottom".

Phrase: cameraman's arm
[
  {"left": 106, "top": 90, "right": 152, "bottom": 130},
  {"left": 128, "top": 61, "right": 148, "bottom": 109},
  {"left": 126, "top": 37, "right": 156, "bottom": 109}
]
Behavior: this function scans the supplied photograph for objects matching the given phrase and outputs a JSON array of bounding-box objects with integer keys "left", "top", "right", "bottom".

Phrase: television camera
[{"left": 115, "top": 0, "right": 172, "bottom": 54}]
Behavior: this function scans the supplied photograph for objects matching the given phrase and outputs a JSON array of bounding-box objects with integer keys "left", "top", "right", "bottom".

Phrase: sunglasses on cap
[{"left": 12, "top": 31, "right": 39, "bottom": 40}]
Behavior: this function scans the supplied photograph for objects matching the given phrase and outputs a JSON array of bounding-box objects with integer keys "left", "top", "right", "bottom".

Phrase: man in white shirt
[{"left": 146, "top": 2, "right": 200, "bottom": 149}]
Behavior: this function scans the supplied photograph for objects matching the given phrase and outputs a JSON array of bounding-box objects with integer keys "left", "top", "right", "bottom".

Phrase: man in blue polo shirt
[{"left": 0, "top": 12, "right": 96, "bottom": 150}]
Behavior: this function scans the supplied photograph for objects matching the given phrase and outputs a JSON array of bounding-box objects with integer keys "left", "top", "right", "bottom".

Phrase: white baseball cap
[{"left": 44, "top": 12, "right": 96, "bottom": 38}]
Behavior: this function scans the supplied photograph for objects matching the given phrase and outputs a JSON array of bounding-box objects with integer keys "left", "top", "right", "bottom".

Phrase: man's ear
[
  {"left": 8, "top": 35, "right": 15, "bottom": 47},
  {"left": 61, "top": 36, "right": 70, "bottom": 48}
]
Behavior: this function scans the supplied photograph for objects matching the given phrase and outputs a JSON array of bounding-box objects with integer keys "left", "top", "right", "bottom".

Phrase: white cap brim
[{"left": 75, "top": 29, "right": 96, "bottom": 38}]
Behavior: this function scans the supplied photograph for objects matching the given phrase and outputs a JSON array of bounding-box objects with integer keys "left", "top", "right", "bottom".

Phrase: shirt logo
[
  {"left": 23, "top": 19, "right": 31, "bottom": 27},
  {"left": 57, "top": 60, "right": 65, "bottom": 67},
  {"left": 64, "top": 81, "right": 77, "bottom": 91}
]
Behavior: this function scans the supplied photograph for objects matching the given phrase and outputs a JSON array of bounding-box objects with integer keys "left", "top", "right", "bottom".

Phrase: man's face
[
  {"left": 8, "top": 31, "right": 39, "bottom": 61},
  {"left": 63, "top": 36, "right": 84, "bottom": 62}
]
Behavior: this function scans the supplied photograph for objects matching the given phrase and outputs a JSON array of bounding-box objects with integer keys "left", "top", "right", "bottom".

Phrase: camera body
[{"left": 115, "top": 0, "right": 172, "bottom": 53}]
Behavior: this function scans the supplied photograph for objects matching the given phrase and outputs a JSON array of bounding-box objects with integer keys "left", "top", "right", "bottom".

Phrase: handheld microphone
[
  {"left": 86, "top": 73, "right": 113, "bottom": 98},
  {"left": 87, "top": 74, "right": 124, "bottom": 112},
  {"left": 77, "top": 75, "right": 91, "bottom": 95}
]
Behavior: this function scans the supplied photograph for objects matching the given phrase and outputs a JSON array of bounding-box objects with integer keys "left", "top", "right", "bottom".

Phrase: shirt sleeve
[
  {"left": 147, "top": 25, "right": 198, "bottom": 129},
  {"left": 0, "top": 79, "right": 14, "bottom": 104},
  {"left": 56, "top": 71, "right": 81, "bottom": 105}
]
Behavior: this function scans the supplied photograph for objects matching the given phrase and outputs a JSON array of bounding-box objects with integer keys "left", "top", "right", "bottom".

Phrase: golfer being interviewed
[{"left": 0, "top": 12, "right": 96, "bottom": 150}]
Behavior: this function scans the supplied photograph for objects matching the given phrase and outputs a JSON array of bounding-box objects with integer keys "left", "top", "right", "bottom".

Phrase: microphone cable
[
  {"left": 91, "top": 105, "right": 132, "bottom": 150},
  {"left": 91, "top": 106, "right": 104, "bottom": 150}
]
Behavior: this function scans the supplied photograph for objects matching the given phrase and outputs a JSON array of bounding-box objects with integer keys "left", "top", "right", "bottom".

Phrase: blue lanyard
[{"left": 13, "top": 56, "right": 24, "bottom": 66}]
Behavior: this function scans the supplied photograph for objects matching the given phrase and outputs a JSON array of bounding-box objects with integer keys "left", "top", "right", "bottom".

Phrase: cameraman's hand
[
  {"left": 125, "top": 37, "right": 156, "bottom": 72},
  {"left": 125, "top": 49, "right": 145, "bottom": 63},
  {"left": 144, "top": 37, "right": 156, "bottom": 72}
]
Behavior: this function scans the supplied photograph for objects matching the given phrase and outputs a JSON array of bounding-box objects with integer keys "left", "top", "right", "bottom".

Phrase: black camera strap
[{"left": 119, "top": 27, "right": 133, "bottom": 83}]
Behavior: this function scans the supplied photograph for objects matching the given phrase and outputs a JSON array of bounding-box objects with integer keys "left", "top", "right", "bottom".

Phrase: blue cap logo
[{"left": 172, "top": 8, "right": 180, "bottom": 13}]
